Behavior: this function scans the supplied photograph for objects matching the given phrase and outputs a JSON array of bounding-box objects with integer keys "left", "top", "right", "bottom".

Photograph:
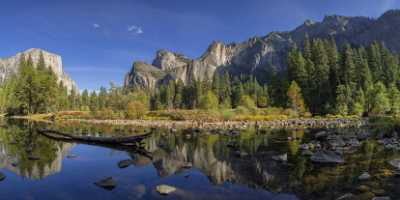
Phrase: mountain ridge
[{"left": 124, "top": 9, "right": 400, "bottom": 90}]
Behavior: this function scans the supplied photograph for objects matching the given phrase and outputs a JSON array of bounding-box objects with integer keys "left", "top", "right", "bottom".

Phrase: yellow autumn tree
[{"left": 287, "top": 81, "right": 306, "bottom": 114}]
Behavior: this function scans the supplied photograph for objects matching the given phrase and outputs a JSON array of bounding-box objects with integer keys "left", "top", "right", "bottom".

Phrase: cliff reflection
[{"left": 138, "top": 128, "right": 294, "bottom": 191}]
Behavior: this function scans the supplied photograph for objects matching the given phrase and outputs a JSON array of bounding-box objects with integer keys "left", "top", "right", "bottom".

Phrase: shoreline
[{"left": 56, "top": 117, "right": 367, "bottom": 130}]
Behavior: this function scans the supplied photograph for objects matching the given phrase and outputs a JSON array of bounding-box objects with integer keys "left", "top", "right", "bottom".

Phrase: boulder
[
  {"left": 272, "top": 153, "right": 288, "bottom": 162},
  {"left": 388, "top": 159, "right": 400, "bottom": 170},
  {"left": 156, "top": 184, "right": 176, "bottom": 195},
  {"left": 310, "top": 150, "right": 344, "bottom": 164},
  {"left": 372, "top": 197, "right": 391, "bottom": 200},
  {"left": 358, "top": 172, "right": 371, "bottom": 181},
  {"left": 0, "top": 172, "right": 5, "bottom": 181},
  {"left": 94, "top": 177, "right": 116, "bottom": 190},
  {"left": 118, "top": 159, "right": 133, "bottom": 169},
  {"left": 66, "top": 154, "right": 78, "bottom": 159}
]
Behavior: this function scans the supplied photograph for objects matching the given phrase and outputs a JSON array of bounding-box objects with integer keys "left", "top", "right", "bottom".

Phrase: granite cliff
[
  {"left": 0, "top": 48, "right": 77, "bottom": 91},
  {"left": 125, "top": 9, "right": 400, "bottom": 90}
]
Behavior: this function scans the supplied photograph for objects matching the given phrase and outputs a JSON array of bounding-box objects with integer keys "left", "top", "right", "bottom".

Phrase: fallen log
[{"left": 37, "top": 129, "right": 151, "bottom": 146}]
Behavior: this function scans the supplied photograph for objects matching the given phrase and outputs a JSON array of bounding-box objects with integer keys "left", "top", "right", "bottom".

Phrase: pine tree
[
  {"left": 371, "top": 82, "right": 390, "bottom": 115},
  {"left": 335, "top": 84, "right": 351, "bottom": 115},
  {"left": 350, "top": 88, "right": 365, "bottom": 116},
  {"left": 388, "top": 84, "right": 400, "bottom": 115}
]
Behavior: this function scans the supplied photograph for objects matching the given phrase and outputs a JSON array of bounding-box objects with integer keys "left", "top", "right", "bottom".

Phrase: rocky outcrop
[
  {"left": 125, "top": 9, "right": 400, "bottom": 90},
  {"left": 0, "top": 48, "right": 77, "bottom": 91}
]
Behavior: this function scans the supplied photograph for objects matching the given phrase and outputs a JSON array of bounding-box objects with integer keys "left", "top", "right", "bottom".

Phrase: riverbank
[
  {"left": 56, "top": 117, "right": 366, "bottom": 130},
  {"left": 7, "top": 110, "right": 368, "bottom": 130}
]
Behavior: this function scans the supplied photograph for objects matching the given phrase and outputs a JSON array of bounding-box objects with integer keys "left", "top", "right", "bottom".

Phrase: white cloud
[
  {"left": 93, "top": 23, "right": 100, "bottom": 29},
  {"left": 127, "top": 25, "right": 143, "bottom": 34}
]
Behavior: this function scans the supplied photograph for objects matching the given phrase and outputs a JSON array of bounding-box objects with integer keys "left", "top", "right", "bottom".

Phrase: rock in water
[
  {"left": 388, "top": 159, "right": 400, "bottom": 170},
  {"left": 272, "top": 153, "right": 288, "bottom": 162},
  {"left": 66, "top": 154, "right": 78, "bottom": 159},
  {"left": 372, "top": 197, "right": 391, "bottom": 200},
  {"left": 358, "top": 172, "right": 371, "bottom": 180},
  {"left": 156, "top": 185, "right": 176, "bottom": 195},
  {"left": 310, "top": 150, "right": 344, "bottom": 164},
  {"left": 118, "top": 159, "right": 133, "bottom": 168},
  {"left": 0, "top": 172, "right": 5, "bottom": 181},
  {"left": 94, "top": 177, "right": 116, "bottom": 190}
]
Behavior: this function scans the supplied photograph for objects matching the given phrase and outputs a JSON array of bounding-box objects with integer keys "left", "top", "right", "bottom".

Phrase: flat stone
[
  {"left": 272, "top": 153, "right": 287, "bottom": 162},
  {"left": 358, "top": 172, "right": 371, "bottom": 181},
  {"left": 315, "top": 131, "right": 328, "bottom": 139},
  {"left": 372, "top": 197, "right": 391, "bottom": 200},
  {"left": 388, "top": 159, "right": 400, "bottom": 170},
  {"left": 94, "top": 177, "right": 116, "bottom": 190},
  {"left": 301, "top": 150, "right": 314, "bottom": 156},
  {"left": 181, "top": 162, "right": 192, "bottom": 169},
  {"left": 357, "top": 185, "right": 370, "bottom": 193},
  {"left": 310, "top": 150, "right": 344, "bottom": 164},
  {"left": 336, "top": 193, "right": 354, "bottom": 200},
  {"left": 156, "top": 184, "right": 176, "bottom": 195},
  {"left": 66, "top": 154, "right": 78, "bottom": 159}
]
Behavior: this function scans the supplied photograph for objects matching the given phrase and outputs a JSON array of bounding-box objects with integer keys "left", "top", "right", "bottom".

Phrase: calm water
[{"left": 0, "top": 120, "right": 399, "bottom": 200}]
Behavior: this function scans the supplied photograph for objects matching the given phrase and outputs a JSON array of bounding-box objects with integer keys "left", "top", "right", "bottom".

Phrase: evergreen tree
[
  {"left": 371, "top": 82, "right": 390, "bottom": 115},
  {"left": 335, "top": 84, "right": 351, "bottom": 115},
  {"left": 388, "top": 84, "right": 400, "bottom": 115}
]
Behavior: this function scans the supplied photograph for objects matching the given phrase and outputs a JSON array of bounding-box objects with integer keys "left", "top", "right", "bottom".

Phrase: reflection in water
[
  {"left": 0, "top": 121, "right": 73, "bottom": 179},
  {"left": 0, "top": 120, "right": 399, "bottom": 200}
]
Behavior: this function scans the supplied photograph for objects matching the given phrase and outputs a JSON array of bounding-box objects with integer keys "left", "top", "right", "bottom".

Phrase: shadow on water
[{"left": 0, "top": 119, "right": 399, "bottom": 200}]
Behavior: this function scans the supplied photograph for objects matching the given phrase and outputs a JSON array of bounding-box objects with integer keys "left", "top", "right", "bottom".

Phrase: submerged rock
[
  {"left": 336, "top": 193, "right": 354, "bottom": 200},
  {"left": 272, "top": 153, "right": 288, "bottom": 162},
  {"left": 156, "top": 184, "right": 176, "bottom": 195},
  {"left": 118, "top": 159, "right": 133, "bottom": 168},
  {"left": 388, "top": 159, "right": 400, "bottom": 170},
  {"left": 181, "top": 162, "right": 193, "bottom": 169},
  {"left": 315, "top": 131, "right": 329, "bottom": 139},
  {"left": 372, "top": 197, "right": 391, "bottom": 200},
  {"left": 310, "top": 150, "right": 344, "bottom": 164},
  {"left": 358, "top": 172, "right": 371, "bottom": 180},
  {"left": 66, "top": 154, "right": 78, "bottom": 159},
  {"left": 0, "top": 172, "right": 5, "bottom": 181},
  {"left": 94, "top": 177, "right": 116, "bottom": 190}
]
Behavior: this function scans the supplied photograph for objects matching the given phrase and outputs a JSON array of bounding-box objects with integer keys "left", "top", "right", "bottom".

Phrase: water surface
[{"left": 0, "top": 120, "right": 398, "bottom": 200}]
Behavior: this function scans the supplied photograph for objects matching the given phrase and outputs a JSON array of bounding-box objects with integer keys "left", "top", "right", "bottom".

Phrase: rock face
[
  {"left": 0, "top": 48, "right": 77, "bottom": 92},
  {"left": 125, "top": 9, "right": 400, "bottom": 90}
]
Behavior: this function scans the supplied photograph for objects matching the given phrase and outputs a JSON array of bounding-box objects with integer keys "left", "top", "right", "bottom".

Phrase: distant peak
[
  {"left": 303, "top": 19, "right": 316, "bottom": 26},
  {"left": 24, "top": 48, "right": 44, "bottom": 53},
  {"left": 379, "top": 9, "right": 400, "bottom": 19},
  {"left": 322, "top": 15, "right": 348, "bottom": 23}
]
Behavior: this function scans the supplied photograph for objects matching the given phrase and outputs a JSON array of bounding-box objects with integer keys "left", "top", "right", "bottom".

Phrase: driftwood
[{"left": 37, "top": 129, "right": 151, "bottom": 146}]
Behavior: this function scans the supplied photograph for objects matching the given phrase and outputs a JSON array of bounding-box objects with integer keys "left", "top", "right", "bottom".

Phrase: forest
[{"left": 1, "top": 35, "right": 400, "bottom": 119}]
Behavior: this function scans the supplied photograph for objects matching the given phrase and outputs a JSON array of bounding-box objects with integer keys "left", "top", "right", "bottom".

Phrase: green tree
[
  {"left": 335, "top": 84, "right": 351, "bottom": 115},
  {"left": 371, "top": 82, "right": 390, "bottom": 115},
  {"left": 199, "top": 91, "right": 219, "bottom": 110},
  {"left": 388, "top": 84, "right": 400, "bottom": 115}
]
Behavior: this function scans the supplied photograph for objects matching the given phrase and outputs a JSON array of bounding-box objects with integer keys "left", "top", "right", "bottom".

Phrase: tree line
[{"left": 2, "top": 35, "right": 400, "bottom": 118}]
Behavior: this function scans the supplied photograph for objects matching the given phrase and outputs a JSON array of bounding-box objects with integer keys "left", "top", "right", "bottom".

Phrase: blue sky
[{"left": 1, "top": 0, "right": 399, "bottom": 90}]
